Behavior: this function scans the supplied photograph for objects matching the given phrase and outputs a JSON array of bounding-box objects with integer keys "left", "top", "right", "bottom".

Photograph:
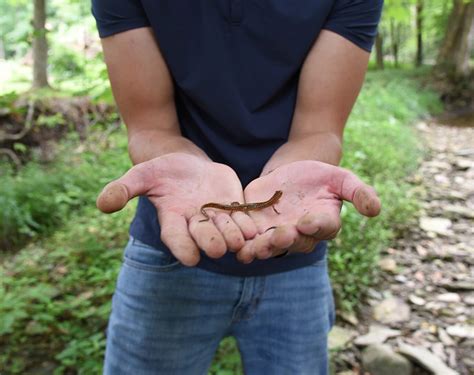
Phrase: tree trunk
[
  {"left": 436, "top": 0, "right": 474, "bottom": 76},
  {"left": 375, "top": 33, "right": 384, "bottom": 70},
  {"left": 32, "top": 0, "right": 49, "bottom": 88},
  {"left": 390, "top": 20, "right": 400, "bottom": 68},
  {"left": 415, "top": 0, "right": 423, "bottom": 67},
  {"left": 0, "top": 38, "right": 5, "bottom": 60}
]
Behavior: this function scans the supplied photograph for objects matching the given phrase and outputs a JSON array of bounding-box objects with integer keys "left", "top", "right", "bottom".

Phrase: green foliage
[
  {"left": 0, "top": 204, "right": 134, "bottom": 373},
  {"left": 0, "top": 131, "right": 130, "bottom": 249},
  {"left": 329, "top": 69, "right": 442, "bottom": 311},
  {"left": 49, "top": 45, "right": 85, "bottom": 80},
  {"left": 0, "top": 70, "right": 442, "bottom": 373},
  {"left": 209, "top": 338, "right": 243, "bottom": 374}
]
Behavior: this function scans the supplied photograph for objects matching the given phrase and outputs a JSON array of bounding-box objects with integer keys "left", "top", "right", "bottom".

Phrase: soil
[{"left": 0, "top": 95, "right": 115, "bottom": 167}]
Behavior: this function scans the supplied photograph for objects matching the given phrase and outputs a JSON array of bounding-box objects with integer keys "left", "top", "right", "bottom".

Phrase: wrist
[
  {"left": 261, "top": 132, "right": 342, "bottom": 175},
  {"left": 128, "top": 129, "right": 210, "bottom": 164}
]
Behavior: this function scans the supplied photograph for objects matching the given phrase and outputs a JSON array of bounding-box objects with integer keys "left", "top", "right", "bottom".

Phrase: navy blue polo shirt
[{"left": 92, "top": 0, "right": 383, "bottom": 276}]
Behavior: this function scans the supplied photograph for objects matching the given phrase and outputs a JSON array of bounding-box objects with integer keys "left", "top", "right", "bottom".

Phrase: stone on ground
[
  {"left": 419, "top": 217, "right": 452, "bottom": 236},
  {"left": 378, "top": 257, "right": 398, "bottom": 273},
  {"left": 354, "top": 325, "right": 401, "bottom": 346},
  {"left": 362, "top": 344, "right": 412, "bottom": 375},
  {"left": 446, "top": 324, "right": 474, "bottom": 339},
  {"left": 328, "top": 326, "right": 356, "bottom": 350},
  {"left": 398, "top": 342, "right": 458, "bottom": 375},
  {"left": 373, "top": 297, "right": 410, "bottom": 324}
]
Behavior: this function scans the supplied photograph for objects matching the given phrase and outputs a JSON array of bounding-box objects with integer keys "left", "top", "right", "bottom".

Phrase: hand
[
  {"left": 96, "top": 153, "right": 257, "bottom": 266},
  {"left": 236, "top": 160, "right": 381, "bottom": 263}
]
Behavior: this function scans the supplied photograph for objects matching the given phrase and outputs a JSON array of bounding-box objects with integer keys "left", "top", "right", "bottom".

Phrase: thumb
[
  {"left": 339, "top": 170, "right": 381, "bottom": 217},
  {"left": 96, "top": 162, "right": 155, "bottom": 213}
]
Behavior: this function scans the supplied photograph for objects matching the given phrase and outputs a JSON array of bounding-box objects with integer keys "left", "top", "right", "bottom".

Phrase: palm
[
  {"left": 97, "top": 153, "right": 246, "bottom": 265},
  {"left": 237, "top": 160, "right": 380, "bottom": 262},
  {"left": 245, "top": 162, "right": 343, "bottom": 231},
  {"left": 144, "top": 154, "right": 243, "bottom": 218}
]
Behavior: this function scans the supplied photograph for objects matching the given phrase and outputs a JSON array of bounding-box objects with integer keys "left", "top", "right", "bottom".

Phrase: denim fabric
[{"left": 104, "top": 237, "right": 336, "bottom": 375}]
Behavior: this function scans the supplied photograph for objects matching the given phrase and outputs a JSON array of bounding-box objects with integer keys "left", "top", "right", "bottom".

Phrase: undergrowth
[{"left": 0, "top": 70, "right": 442, "bottom": 373}]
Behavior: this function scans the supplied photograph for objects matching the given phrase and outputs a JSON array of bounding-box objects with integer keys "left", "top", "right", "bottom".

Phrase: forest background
[{"left": 0, "top": 0, "right": 473, "bottom": 373}]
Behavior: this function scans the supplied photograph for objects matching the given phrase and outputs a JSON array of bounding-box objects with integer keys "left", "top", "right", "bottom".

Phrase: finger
[
  {"left": 269, "top": 225, "right": 317, "bottom": 254},
  {"left": 253, "top": 230, "right": 278, "bottom": 260},
  {"left": 297, "top": 212, "right": 341, "bottom": 241},
  {"left": 339, "top": 171, "right": 381, "bottom": 217},
  {"left": 353, "top": 185, "right": 381, "bottom": 217},
  {"left": 268, "top": 225, "right": 297, "bottom": 250},
  {"left": 189, "top": 215, "right": 227, "bottom": 259},
  {"left": 158, "top": 211, "right": 200, "bottom": 267},
  {"left": 236, "top": 232, "right": 275, "bottom": 263},
  {"left": 231, "top": 211, "right": 258, "bottom": 240},
  {"left": 236, "top": 240, "right": 256, "bottom": 264},
  {"left": 213, "top": 213, "right": 245, "bottom": 251},
  {"left": 96, "top": 163, "right": 156, "bottom": 213},
  {"left": 287, "top": 234, "right": 318, "bottom": 253}
]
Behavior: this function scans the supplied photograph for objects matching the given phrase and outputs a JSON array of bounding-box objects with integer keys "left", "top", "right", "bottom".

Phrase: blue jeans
[{"left": 104, "top": 237, "right": 335, "bottom": 375}]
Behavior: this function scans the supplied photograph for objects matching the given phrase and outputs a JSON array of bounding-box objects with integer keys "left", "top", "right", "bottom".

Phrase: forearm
[
  {"left": 128, "top": 128, "right": 210, "bottom": 165},
  {"left": 261, "top": 131, "right": 342, "bottom": 176},
  {"left": 261, "top": 31, "right": 372, "bottom": 176}
]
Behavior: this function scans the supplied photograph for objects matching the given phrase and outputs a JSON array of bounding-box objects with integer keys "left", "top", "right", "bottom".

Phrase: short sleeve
[
  {"left": 323, "top": 0, "right": 384, "bottom": 52},
  {"left": 91, "top": 0, "right": 150, "bottom": 38}
]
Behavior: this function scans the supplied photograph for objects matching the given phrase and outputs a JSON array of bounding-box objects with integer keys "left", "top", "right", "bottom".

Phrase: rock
[
  {"left": 425, "top": 160, "right": 452, "bottom": 170},
  {"left": 415, "top": 245, "right": 428, "bottom": 257},
  {"left": 446, "top": 324, "right": 474, "bottom": 339},
  {"left": 464, "top": 295, "right": 474, "bottom": 306},
  {"left": 453, "top": 176, "right": 465, "bottom": 184},
  {"left": 446, "top": 190, "right": 466, "bottom": 200},
  {"left": 455, "top": 148, "right": 474, "bottom": 157},
  {"left": 398, "top": 342, "right": 458, "bottom": 375},
  {"left": 436, "top": 293, "right": 461, "bottom": 303},
  {"left": 373, "top": 298, "right": 411, "bottom": 324},
  {"left": 395, "top": 275, "right": 408, "bottom": 283},
  {"left": 414, "top": 271, "right": 425, "bottom": 283},
  {"left": 362, "top": 344, "right": 412, "bottom": 375},
  {"left": 438, "top": 328, "right": 455, "bottom": 346},
  {"left": 462, "top": 357, "right": 474, "bottom": 369},
  {"left": 453, "top": 158, "right": 474, "bottom": 170},
  {"left": 367, "top": 288, "right": 384, "bottom": 300},
  {"left": 328, "top": 326, "right": 356, "bottom": 350},
  {"left": 440, "top": 308, "right": 457, "bottom": 317},
  {"left": 408, "top": 294, "right": 426, "bottom": 306},
  {"left": 444, "top": 205, "right": 474, "bottom": 219},
  {"left": 446, "top": 347, "right": 457, "bottom": 369},
  {"left": 419, "top": 217, "right": 452, "bottom": 236},
  {"left": 416, "top": 121, "right": 428, "bottom": 131},
  {"left": 339, "top": 311, "right": 359, "bottom": 326},
  {"left": 434, "top": 174, "right": 450, "bottom": 185},
  {"left": 440, "top": 280, "right": 474, "bottom": 291},
  {"left": 430, "top": 342, "right": 446, "bottom": 361},
  {"left": 354, "top": 325, "right": 401, "bottom": 346},
  {"left": 460, "top": 338, "right": 474, "bottom": 348},
  {"left": 379, "top": 257, "right": 398, "bottom": 273}
]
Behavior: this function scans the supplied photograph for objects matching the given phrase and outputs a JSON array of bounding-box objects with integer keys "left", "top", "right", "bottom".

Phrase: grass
[{"left": 0, "top": 69, "right": 442, "bottom": 373}]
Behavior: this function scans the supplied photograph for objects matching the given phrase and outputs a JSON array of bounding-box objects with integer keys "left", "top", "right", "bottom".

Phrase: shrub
[
  {"left": 0, "top": 70, "right": 442, "bottom": 372},
  {"left": 0, "top": 131, "right": 130, "bottom": 250}
]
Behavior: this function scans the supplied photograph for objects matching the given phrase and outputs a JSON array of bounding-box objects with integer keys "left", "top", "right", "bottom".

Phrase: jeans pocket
[{"left": 123, "top": 237, "right": 182, "bottom": 272}]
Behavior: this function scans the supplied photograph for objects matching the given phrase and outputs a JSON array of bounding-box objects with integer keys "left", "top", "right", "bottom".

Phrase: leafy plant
[{"left": 0, "top": 70, "right": 442, "bottom": 372}]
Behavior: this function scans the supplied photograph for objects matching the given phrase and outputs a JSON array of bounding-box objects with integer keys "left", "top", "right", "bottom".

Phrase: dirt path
[{"left": 331, "top": 120, "right": 474, "bottom": 375}]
